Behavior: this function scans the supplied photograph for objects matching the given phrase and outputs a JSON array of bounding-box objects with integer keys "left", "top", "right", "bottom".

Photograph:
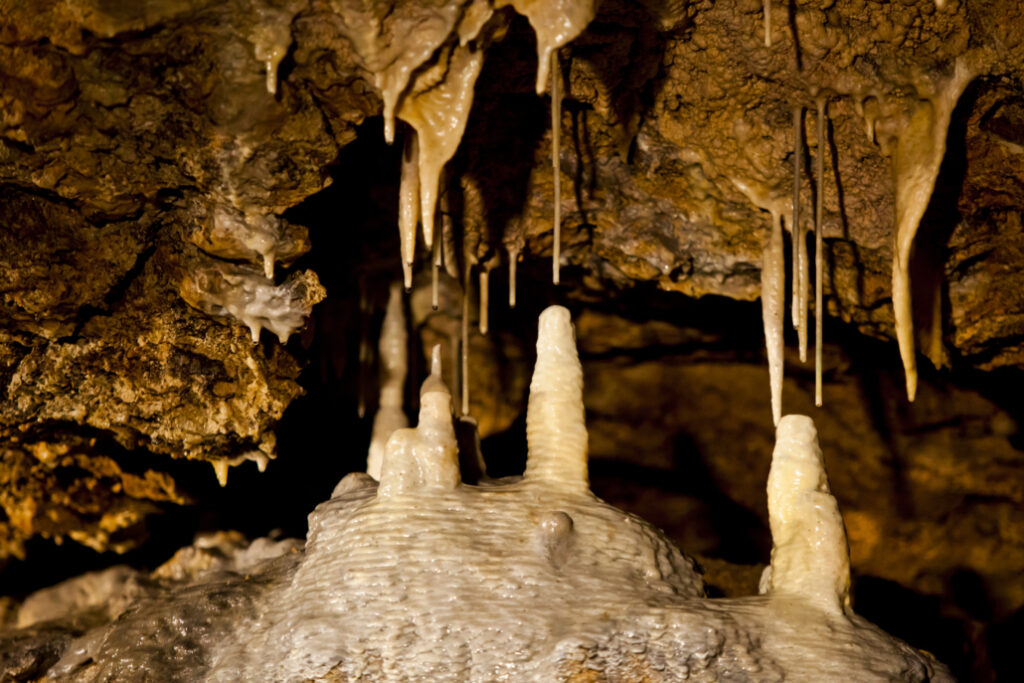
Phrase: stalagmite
[
  {"left": 398, "top": 131, "right": 419, "bottom": 290},
  {"left": 366, "top": 284, "right": 409, "bottom": 480},
  {"left": 479, "top": 268, "right": 489, "bottom": 335},
  {"left": 792, "top": 107, "right": 808, "bottom": 363},
  {"left": 763, "top": 210, "right": 785, "bottom": 427},
  {"left": 551, "top": 49, "right": 562, "bottom": 285},
  {"left": 760, "top": 415, "right": 851, "bottom": 615},
  {"left": 524, "top": 305, "right": 588, "bottom": 490},
  {"left": 378, "top": 344, "right": 460, "bottom": 497},
  {"left": 763, "top": 0, "right": 771, "bottom": 47},
  {"left": 815, "top": 99, "right": 826, "bottom": 407},
  {"left": 891, "top": 59, "right": 973, "bottom": 402}
]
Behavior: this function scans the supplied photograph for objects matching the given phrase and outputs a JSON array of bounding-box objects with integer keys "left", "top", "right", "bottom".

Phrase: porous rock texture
[{"left": 0, "top": 0, "right": 1022, "bottom": 679}]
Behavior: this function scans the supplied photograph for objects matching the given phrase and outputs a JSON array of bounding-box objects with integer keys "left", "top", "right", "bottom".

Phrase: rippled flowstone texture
[{"left": 0, "top": 308, "right": 951, "bottom": 681}]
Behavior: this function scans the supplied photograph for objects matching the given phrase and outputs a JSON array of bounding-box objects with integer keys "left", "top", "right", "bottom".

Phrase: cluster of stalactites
[
  {"left": 739, "top": 94, "right": 832, "bottom": 426},
  {"left": 760, "top": 415, "right": 851, "bottom": 615},
  {"left": 383, "top": 0, "right": 592, "bottom": 292},
  {"left": 369, "top": 304, "right": 590, "bottom": 495}
]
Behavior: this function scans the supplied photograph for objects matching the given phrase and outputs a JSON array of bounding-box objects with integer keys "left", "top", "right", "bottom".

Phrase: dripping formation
[
  {"left": 890, "top": 59, "right": 974, "bottom": 402},
  {"left": 814, "top": 98, "right": 826, "bottom": 407},
  {"left": 551, "top": 49, "right": 562, "bottom": 285},
  {"left": 362, "top": 1, "right": 982, "bottom": 422},
  {"left": 365, "top": 1, "right": 595, "bottom": 304}
]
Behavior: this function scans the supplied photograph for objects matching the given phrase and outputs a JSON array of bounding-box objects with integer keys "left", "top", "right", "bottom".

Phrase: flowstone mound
[{"left": 10, "top": 306, "right": 950, "bottom": 681}]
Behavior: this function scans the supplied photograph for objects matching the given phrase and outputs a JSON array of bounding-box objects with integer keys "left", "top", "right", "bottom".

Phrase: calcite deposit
[
  {"left": 1, "top": 307, "right": 950, "bottom": 681},
  {"left": 0, "top": 0, "right": 1022, "bottom": 678}
]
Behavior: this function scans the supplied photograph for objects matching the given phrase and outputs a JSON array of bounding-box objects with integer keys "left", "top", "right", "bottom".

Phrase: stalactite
[
  {"left": 212, "top": 460, "right": 229, "bottom": 488},
  {"left": 891, "top": 59, "right": 973, "bottom": 403},
  {"left": 433, "top": 179, "right": 448, "bottom": 311},
  {"left": 762, "top": 210, "right": 786, "bottom": 427},
  {"left": 551, "top": 49, "right": 562, "bottom": 286},
  {"left": 399, "top": 43, "right": 484, "bottom": 254},
  {"left": 431, "top": 235, "right": 441, "bottom": 311},
  {"left": 398, "top": 130, "right": 420, "bottom": 290},
  {"left": 479, "top": 268, "right": 489, "bottom": 335},
  {"left": 814, "top": 99, "right": 826, "bottom": 407},
  {"left": 461, "top": 262, "right": 472, "bottom": 417},
  {"left": 507, "top": 0, "right": 596, "bottom": 95},
  {"left": 792, "top": 106, "right": 808, "bottom": 363},
  {"left": 250, "top": 12, "right": 293, "bottom": 97},
  {"left": 730, "top": 177, "right": 789, "bottom": 425},
  {"left": 763, "top": 0, "right": 772, "bottom": 47},
  {"left": 508, "top": 246, "right": 519, "bottom": 308}
]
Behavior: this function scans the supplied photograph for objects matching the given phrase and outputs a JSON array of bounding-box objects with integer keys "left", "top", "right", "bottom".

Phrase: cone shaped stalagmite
[
  {"left": 525, "top": 305, "right": 588, "bottom": 490},
  {"left": 366, "top": 284, "right": 409, "bottom": 480},
  {"left": 761, "top": 415, "right": 851, "bottom": 615},
  {"left": 378, "top": 345, "right": 460, "bottom": 497}
]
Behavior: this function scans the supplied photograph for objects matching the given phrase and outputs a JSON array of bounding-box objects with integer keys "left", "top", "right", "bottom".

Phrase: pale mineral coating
[
  {"left": 178, "top": 261, "right": 326, "bottom": 343},
  {"left": 761, "top": 415, "right": 850, "bottom": 614},
  {"left": 189, "top": 203, "right": 310, "bottom": 279},
  {"left": 26, "top": 307, "right": 948, "bottom": 681},
  {"left": 524, "top": 306, "right": 588, "bottom": 488},
  {"left": 0, "top": 8, "right": 1020, "bottom": 679}
]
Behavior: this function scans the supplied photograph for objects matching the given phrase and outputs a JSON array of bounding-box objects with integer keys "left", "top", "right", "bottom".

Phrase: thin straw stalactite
[
  {"left": 815, "top": 99, "right": 826, "bottom": 407},
  {"left": 794, "top": 106, "right": 808, "bottom": 363},
  {"left": 551, "top": 49, "right": 561, "bottom": 285},
  {"left": 461, "top": 261, "right": 471, "bottom": 416}
]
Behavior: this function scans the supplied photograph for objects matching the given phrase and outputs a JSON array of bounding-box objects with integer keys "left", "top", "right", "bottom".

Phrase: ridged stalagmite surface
[
  {"left": 525, "top": 305, "right": 588, "bottom": 489},
  {"left": 378, "top": 344, "right": 461, "bottom": 495},
  {"left": 5, "top": 308, "right": 950, "bottom": 681},
  {"left": 761, "top": 415, "right": 851, "bottom": 614}
]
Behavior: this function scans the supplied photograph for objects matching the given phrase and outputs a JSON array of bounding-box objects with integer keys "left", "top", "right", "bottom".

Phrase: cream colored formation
[
  {"left": 27, "top": 306, "right": 951, "bottom": 680},
  {"left": 195, "top": 305, "right": 950, "bottom": 680},
  {"left": 228, "top": 0, "right": 975, "bottom": 425},
  {"left": 740, "top": 2, "right": 979, "bottom": 423}
]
